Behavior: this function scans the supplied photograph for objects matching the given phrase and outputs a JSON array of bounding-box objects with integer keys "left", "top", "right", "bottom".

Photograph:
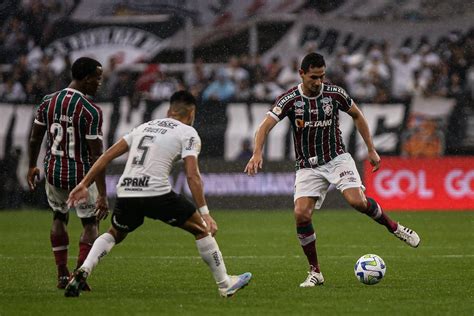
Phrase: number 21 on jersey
[{"left": 50, "top": 122, "right": 74, "bottom": 158}]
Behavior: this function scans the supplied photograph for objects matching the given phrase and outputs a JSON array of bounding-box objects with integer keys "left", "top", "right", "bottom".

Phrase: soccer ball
[{"left": 354, "top": 254, "right": 386, "bottom": 285}]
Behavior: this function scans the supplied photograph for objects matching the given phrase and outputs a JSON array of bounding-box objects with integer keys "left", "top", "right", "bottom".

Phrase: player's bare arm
[
  {"left": 244, "top": 115, "right": 277, "bottom": 176},
  {"left": 27, "top": 123, "right": 47, "bottom": 191},
  {"left": 87, "top": 138, "right": 109, "bottom": 219},
  {"left": 347, "top": 103, "right": 381, "bottom": 172},
  {"left": 183, "top": 155, "right": 218, "bottom": 236},
  {"left": 68, "top": 139, "right": 129, "bottom": 208}
]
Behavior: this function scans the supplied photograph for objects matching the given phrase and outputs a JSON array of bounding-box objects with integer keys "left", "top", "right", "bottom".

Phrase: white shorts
[
  {"left": 294, "top": 153, "right": 364, "bottom": 209},
  {"left": 45, "top": 181, "right": 98, "bottom": 218}
]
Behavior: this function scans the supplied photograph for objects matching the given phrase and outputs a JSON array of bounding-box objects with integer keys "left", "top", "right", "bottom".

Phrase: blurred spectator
[
  {"left": 0, "top": 76, "right": 26, "bottom": 102},
  {"left": 237, "top": 139, "right": 253, "bottom": 161},
  {"left": 402, "top": 116, "right": 445, "bottom": 157},
  {"left": 266, "top": 56, "right": 283, "bottom": 82},
  {"left": 202, "top": 69, "right": 236, "bottom": 102},
  {"left": 54, "top": 55, "right": 72, "bottom": 92},
  {"left": 1, "top": 16, "right": 29, "bottom": 63},
  {"left": 184, "top": 57, "right": 211, "bottom": 87},
  {"left": 143, "top": 71, "right": 180, "bottom": 122},
  {"left": 352, "top": 77, "right": 377, "bottom": 102},
  {"left": 107, "top": 71, "right": 136, "bottom": 147},
  {"left": 390, "top": 47, "right": 420, "bottom": 100},
  {"left": 253, "top": 76, "right": 285, "bottom": 101},
  {"left": 223, "top": 55, "right": 249, "bottom": 86},
  {"left": 277, "top": 58, "right": 301, "bottom": 89}
]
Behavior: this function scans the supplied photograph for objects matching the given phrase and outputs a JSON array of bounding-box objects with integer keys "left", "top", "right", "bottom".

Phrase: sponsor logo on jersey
[
  {"left": 296, "top": 119, "right": 305, "bottom": 128},
  {"left": 295, "top": 100, "right": 305, "bottom": 108},
  {"left": 149, "top": 120, "right": 178, "bottom": 129},
  {"left": 276, "top": 91, "right": 297, "bottom": 108},
  {"left": 321, "top": 97, "right": 333, "bottom": 116},
  {"left": 295, "top": 108, "right": 304, "bottom": 115},
  {"left": 272, "top": 106, "right": 282, "bottom": 115},
  {"left": 296, "top": 119, "right": 332, "bottom": 128},
  {"left": 326, "top": 86, "right": 348, "bottom": 98},
  {"left": 120, "top": 176, "right": 150, "bottom": 187},
  {"left": 185, "top": 137, "right": 196, "bottom": 150}
]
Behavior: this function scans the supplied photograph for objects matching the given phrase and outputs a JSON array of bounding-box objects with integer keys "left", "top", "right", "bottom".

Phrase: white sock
[
  {"left": 81, "top": 232, "right": 116, "bottom": 274},
  {"left": 195, "top": 235, "right": 230, "bottom": 288}
]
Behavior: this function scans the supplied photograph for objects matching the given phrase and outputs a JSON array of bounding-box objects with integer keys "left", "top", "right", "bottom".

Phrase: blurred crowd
[{"left": 0, "top": 1, "right": 472, "bottom": 107}]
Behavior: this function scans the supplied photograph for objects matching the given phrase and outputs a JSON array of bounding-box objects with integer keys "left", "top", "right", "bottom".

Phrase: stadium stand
[{"left": 0, "top": 0, "right": 472, "bottom": 209}]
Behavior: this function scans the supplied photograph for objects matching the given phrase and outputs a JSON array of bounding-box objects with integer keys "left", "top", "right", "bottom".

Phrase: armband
[{"left": 198, "top": 205, "right": 209, "bottom": 215}]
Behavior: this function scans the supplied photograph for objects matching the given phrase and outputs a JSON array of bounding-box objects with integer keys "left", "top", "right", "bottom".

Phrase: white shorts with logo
[
  {"left": 45, "top": 181, "right": 98, "bottom": 218},
  {"left": 294, "top": 153, "right": 364, "bottom": 209}
]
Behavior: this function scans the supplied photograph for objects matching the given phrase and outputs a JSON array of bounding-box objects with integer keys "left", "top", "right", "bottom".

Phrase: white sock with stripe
[
  {"left": 195, "top": 235, "right": 230, "bottom": 288},
  {"left": 81, "top": 232, "right": 116, "bottom": 274}
]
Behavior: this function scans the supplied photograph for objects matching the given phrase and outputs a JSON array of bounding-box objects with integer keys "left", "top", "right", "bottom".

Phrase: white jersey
[{"left": 116, "top": 118, "right": 201, "bottom": 197}]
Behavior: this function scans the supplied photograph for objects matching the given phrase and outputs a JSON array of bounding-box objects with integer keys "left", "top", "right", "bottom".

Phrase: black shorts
[{"left": 111, "top": 191, "right": 196, "bottom": 233}]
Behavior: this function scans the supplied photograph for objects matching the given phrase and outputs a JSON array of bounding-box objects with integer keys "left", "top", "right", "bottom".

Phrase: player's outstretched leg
[
  {"left": 218, "top": 272, "right": 253, "bottom": 297},
  {"left": 64, "top": 232, "right": 118, "bottom": 297},
  {"left": 195, "top": 234, "right": 252, "bottom": 297},
  {"left": 393, "top": 223, "right": 420, "bottom": 248},
  {"left": 365, "top": 197, "right": 421, "bottom": 247},
  {"left": 64, "top": 268, "right": 88, "bottom": 297}
]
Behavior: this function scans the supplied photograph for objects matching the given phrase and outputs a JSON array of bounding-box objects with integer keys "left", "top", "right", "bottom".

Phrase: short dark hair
[
  {"left": 170, "top": 90, "right": 196, "bottom": 107},
  {"left": 169, "top": 90, "right": 196, "bottom": 117},
  {"left": 300, "top": 53, "right": 326, "bottom": 72},
  {"left": 71, "top": 57, "right": 102, "bottom": 80}
]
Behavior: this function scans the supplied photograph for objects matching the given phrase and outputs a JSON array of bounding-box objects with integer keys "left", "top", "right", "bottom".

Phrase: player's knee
[
  {"left": 108, "top": 227, "right": 127, "bottom": 244},
  {"left": 294, "top": 206, "right": 312, "bottom": 224},
  {"left": 182, "top": 215, "right": 208, "bottom": 237},
  {"left": 81, "top": 218, "right": 99, "bottom": 241},
  {"left": 53, "top": 211, "right": 69, "bottom": 223},
  {"left": 347, "top": 196, "right": 367, "bottom": 212}
]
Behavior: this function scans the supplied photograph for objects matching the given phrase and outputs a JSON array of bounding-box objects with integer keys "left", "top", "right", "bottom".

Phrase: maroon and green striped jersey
[
  {"left": 268, "top": 83, "right": 353, "bottom": 170},
  {"left": 34, "top": 88, "right": 103, "bottom": 190}
]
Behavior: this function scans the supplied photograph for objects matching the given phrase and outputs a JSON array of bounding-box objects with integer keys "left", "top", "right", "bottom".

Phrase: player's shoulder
[
  {"left": 274, "top": 85, "right": 300, "bottom": 107},
  {"left": 323, "top": 83, "right": 350, "bottom": 99},
  {"left": 39, "top": 90, "right": 62, "bottom": 104},
  {"left": 76, "top": 94, "right": 102, "bottom": 114}
]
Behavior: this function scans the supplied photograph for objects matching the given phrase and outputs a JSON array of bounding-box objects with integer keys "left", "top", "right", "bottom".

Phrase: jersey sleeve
[
  {"left": 122, "top": 127, "right": 138, "bottom": 146},
  {"left": 336, "top": 87, "right": 354, "bottom": 112},
  {"left": 33, "top": 99, "right": 48, "bottom": 126},
  {"left": 181, "top": 128, "right": 201, "bottom": 158},
  {"left": 84, "top": 103, "right": 103, "bottom": 140},
  {"left": 267, "top": 94, "right": 293, "bottom": 122}
]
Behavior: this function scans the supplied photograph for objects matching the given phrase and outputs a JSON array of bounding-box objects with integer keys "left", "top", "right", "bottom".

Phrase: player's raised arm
[
  {"left": 244, "top": 115, "right": 278, "bottom": 176},
  {"left": 27, "top": 123, "right": 47, "bottom": 191},
  {"left": 67, "top": 138, "right": 129, "bottom": 208},
  {"left": 347, "top": 103, "right": 380, "bottom": 172}
]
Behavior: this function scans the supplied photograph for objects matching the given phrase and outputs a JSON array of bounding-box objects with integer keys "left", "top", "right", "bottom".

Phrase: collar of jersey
[
  {"left": 298, "top": 83, "right": 324, "bottom": 99},
  {"left": 64, "top": 87, "right": 85, "bottom": 96}
]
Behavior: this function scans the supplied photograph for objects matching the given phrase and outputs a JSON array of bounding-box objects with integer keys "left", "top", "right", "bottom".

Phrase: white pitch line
[{"left": 0, "top": 254, "right": 473, "bottom": 260}]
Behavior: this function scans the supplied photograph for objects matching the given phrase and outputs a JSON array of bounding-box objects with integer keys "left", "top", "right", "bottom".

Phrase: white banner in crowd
[
  {"left": 0, "top": 97, "right": 456, "bottom": 189},
  {"left": 38, "top": 27, "right": 169, "bottom": 70},
  {"left": 263, "top": 13, "right": 474, "bottom": 63}
]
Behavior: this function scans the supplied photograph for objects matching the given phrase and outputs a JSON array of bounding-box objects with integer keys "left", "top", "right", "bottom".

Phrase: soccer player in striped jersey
[
  {"left": 245, "top": 52, "right": 420, "bottom": 287},
  {"left": 27, "top": 57, "right": 109, "bottom": 289},
  {"left": 64, "top": 91, "right": 251, "bottom": 298}
]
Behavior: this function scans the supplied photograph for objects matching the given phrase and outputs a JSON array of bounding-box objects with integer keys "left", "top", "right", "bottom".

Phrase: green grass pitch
[{"left": 0, "top": 209, "right": 473, "bottom": 315}]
